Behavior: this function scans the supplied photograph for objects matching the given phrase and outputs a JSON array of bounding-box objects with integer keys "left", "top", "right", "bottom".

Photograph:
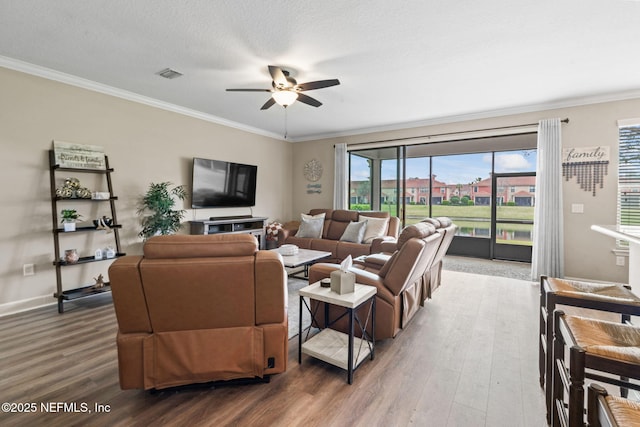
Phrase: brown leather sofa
[
  {"left": 308, "top": 221, "right": 443, "bottom": 340},
  {"left": 278, "top": 209, "right": 400, "bottom": 263},
  {"left": 108, "top": 234, "right": 288, "bottom": 390}
]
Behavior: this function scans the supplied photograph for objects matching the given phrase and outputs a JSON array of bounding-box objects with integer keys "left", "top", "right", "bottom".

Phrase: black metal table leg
[
  {"left": 348, "top": 307, "right": 354, "bottom": 384},
  {"left": 371, "top": 297, "right": 376, "bottom": 360},
  {"left": 298, "top": 294, "right": 303, "bottom": 364}
]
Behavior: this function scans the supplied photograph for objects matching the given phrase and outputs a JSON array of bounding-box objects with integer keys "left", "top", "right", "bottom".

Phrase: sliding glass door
[
  {"left": 432, "top": 152, "right": 493, "bottom": 257},
  {"left": 348, "top": 137, "right": 537, "bottom": 262},
  {"left": 492, "top": 173, "right": 535, "bottom": 262}
]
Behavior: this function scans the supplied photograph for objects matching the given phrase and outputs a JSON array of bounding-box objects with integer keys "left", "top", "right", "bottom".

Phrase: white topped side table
[{"left": 298, "top": 281, "right": 376, "bottom": 384}]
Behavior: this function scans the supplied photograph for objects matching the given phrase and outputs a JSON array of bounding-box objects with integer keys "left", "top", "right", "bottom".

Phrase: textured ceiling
[{"left": 1, "top": 0, "right": 640, "bottom": 141}]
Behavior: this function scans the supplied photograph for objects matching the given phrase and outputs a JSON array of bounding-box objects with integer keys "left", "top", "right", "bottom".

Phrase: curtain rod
[{"left": 343, "top": 118, "right": 569, "bottom": 148}]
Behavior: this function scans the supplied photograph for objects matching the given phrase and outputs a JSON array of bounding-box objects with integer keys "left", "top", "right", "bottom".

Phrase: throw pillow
[
  {"left": 339, "top": 220, "right": 367, "bottom": 243},
  {"left": 295, "top": 213, "right": 325, "bottom": 238},
  {"left": 301, "top": 212, "right": 326, "bottom": 221},
  {"left": 359, "top": 215, "right": 389, "bottom": 244}
]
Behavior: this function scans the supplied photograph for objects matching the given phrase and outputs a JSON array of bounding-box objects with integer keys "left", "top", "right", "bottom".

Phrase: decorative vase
[
  {"left": 64, "top": 249, "right": 79, "bottom": 264},
  {"left": 63, "top": 222, "right": 76, "bottom": 232}
]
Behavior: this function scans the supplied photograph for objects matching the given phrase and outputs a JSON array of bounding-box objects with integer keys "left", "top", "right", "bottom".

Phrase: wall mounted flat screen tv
[{"left": 191, "top": 158, "right": 257, "bottom": 208}]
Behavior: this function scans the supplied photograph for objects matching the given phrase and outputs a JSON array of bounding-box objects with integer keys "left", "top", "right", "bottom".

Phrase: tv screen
[{"left": 191, "top": 158, "right": 257, "bottom": 208}]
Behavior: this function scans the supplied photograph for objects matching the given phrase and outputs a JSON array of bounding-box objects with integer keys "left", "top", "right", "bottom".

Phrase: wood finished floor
[{"left": 0, "top": 270, "right": 547, "bottom": 427}]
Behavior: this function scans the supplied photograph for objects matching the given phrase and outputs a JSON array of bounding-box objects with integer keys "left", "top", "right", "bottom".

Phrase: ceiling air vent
[{"left": 157, "top": 68, "right": 183, "bottom": 79}]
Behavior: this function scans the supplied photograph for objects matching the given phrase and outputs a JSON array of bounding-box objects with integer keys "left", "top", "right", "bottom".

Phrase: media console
[{"left": 189, "top": 216, "right": 267, "bottom": 249}]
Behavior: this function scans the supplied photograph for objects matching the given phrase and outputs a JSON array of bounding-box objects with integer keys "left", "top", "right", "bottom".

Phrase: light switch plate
[
  {"left": 571, "top": 203, "right": 584, "bottom": 213},
  {"left": 23, "top": 263, "right": 35, "bottom": 276}
]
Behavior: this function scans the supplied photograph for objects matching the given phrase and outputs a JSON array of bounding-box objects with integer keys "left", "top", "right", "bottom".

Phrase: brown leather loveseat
[
  {"left": 278, "top": 208, "right": 400, "bottom": 263},
  {"left": 309, "top": 221, "right": 446, "bottom": 340},
  {"left": 108, "top": 234, "right": 288, "bottom": 390}
]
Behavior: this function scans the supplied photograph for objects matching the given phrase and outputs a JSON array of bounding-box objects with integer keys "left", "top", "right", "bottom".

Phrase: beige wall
[
  {"left": 0, "top": 67, "right": 293, "bottom": 314},
  {"left": 2, "top": 64, "right": 639, "bottom": 314},
  {"left": 292, "top": 98, "right": 640, "bottom": 284}
]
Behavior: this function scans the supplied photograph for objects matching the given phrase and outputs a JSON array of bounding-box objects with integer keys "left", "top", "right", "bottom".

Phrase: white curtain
[
  {"left": 333, "top": 143, "right": 348, "bottom": 209},
  {"left": 531, "top": 118, "right": 564, "bottom": 280}
]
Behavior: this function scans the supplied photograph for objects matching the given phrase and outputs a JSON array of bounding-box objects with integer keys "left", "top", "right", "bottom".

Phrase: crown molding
[
  {"left": 293, "top": 89, "right": 640, "bottom": 142},
  {"left": 0, "top": 55, "right": 285, "bottom": 141},
  {"left": 4, "top": 55, "right": 640, "bottom": 144}
]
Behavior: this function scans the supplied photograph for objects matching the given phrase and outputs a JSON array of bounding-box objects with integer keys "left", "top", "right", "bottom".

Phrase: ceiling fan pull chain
[{"left": 284, "top": 107, "right": 288, "bottom": 140}]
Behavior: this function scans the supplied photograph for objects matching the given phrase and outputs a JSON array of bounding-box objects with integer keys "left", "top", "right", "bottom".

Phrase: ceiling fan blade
[
  {"left": 226, "top": 88, "right": 272, "bottom": 92},
  {"left": 260, "top": 97, "right": 276, "bottom": 110},
  {"left": 297, "top": 93, "right": 322, "bottom": 108},
  {"left": 268, "top": 65, "right": 290, "bottom": 88},
  {"left": 295, "top": 79, "right": 340, "bottom": 91}
]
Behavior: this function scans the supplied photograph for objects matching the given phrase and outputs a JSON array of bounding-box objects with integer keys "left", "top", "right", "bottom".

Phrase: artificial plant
[
  {"left": 60, "top": 209, "right": 82, "bottom": 223},
  {"left": 137, "top": 182, "right": 187, "bottom": 240}
]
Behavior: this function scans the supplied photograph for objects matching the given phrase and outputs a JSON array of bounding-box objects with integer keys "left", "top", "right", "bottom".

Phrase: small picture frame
[{"left": 94, "top": 249, "right": 103, "bottom": 260}]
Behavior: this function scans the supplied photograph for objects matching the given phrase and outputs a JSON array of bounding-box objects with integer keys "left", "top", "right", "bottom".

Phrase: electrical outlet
[
  {"left": 23, "top": 263, "right": 35, "bottom": 276},
  {"left": 616, "top": 256, "right": 626, "bottom": 267}
]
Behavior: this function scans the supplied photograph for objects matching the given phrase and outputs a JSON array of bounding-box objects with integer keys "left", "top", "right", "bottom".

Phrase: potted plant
[
  {"left": 137, "top": 182, "right": 187, "bottom": 240},
  {"left": 61, "top": 209, "right": 82, "bottom": 232}
]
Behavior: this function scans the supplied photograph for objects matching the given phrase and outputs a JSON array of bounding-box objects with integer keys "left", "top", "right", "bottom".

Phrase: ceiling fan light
[{"left": 272, "top": 90, "right": 298, "bottom": 107}]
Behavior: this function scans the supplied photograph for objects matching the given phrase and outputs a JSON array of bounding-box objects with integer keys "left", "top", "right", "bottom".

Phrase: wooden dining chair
[
  {"left": 538, "top": 275, "right": 640, "bottom": 423},
  {"left": 552, "top": 310, "right": 640, "bottom": 426}
]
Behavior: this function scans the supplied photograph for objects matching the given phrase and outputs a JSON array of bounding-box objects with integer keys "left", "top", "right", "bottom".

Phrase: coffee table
[{"left": 275, "top": 248, "right": 332, "bottom": 278}]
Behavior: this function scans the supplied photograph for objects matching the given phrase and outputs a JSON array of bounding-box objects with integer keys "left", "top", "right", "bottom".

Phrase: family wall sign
[{"left": 561, "top": 146, "right": 609, "bottom": 196}]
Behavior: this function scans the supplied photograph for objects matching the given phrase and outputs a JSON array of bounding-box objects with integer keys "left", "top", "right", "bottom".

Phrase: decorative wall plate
[{"left": 303, "top": 159, "right": 323, "bottom": 182}]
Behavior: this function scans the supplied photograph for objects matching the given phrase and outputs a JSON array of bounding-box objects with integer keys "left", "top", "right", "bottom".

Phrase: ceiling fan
[{"left": 226, "top": 65, "right": 340, "bottom": 110}]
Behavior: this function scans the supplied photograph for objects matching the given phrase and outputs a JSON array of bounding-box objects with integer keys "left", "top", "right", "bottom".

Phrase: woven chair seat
[
  {"left": 606, "top": 395, "right": 640, "bottom": 426},
  {"left": 565, "top": 315, "right": 640, "bottom": 364},
  {"left": 547, "top": 278, "right": 640, "bottom": 304}
]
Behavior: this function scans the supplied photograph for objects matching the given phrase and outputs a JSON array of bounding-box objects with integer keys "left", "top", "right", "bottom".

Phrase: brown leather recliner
[
  {"left": 108, "top": 234, "right": 288, "bottom": 390},
  {"left": 308, "top": 222, "right": 443, "bottom": 340},
  {"left": 355, "top": 217, "right": 457, "bottom": 301},
  {"left": 420, "top": 218, "right": 457, "bottom": 299}
]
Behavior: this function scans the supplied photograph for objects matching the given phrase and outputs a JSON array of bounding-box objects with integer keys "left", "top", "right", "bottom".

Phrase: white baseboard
[{"left": 0, "top": 295, "right": 56, "bottom": 317}]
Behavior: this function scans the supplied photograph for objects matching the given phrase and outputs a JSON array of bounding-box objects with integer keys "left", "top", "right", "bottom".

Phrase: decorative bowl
[{"left": 279, "top": 244, "right": 299, "bottom": 256}]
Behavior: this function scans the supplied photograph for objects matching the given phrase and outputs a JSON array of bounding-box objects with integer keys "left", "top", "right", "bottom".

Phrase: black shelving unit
[{"left": 49, "top": 150, "right": 124, "bottom": 313}]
